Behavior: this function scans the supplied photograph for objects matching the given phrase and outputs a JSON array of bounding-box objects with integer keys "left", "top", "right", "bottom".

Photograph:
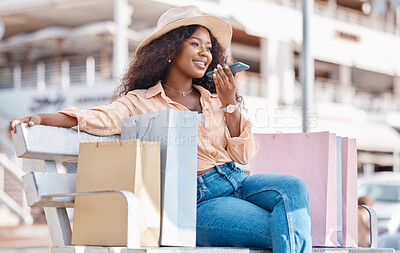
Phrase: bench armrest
[
  {"left": 45, "top": 190, "right": 141, "bottom": 249},
  {"left": 360, "top": 205, "right": 378, "bottom": 248},
  {"left": 23, "top": 171, "right": 140, "bottom": 248},
  {"left": 23, "top": 172, "right": 76, "bottom": 208},
  {"left": 12, "top": 123, "right": 120, "bottom": 162}
]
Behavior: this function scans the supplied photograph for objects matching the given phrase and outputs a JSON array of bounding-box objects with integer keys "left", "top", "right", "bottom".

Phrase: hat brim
[{"left": 135, "top": 15, "right": 232, "bottom": 55}]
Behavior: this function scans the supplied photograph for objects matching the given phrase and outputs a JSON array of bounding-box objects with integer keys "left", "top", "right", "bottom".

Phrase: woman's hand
[
  {"left": 9, "top": 114, "right": 43, "bottom": 133},
  {"left": 213, "top": 64, "right": 237, "bottom": 107},
  {"left": 213, "top": 64, "right": 241, "bottom": 138},
  {"left": 9, "top": 113, "right": 78, "bottom": 134}
]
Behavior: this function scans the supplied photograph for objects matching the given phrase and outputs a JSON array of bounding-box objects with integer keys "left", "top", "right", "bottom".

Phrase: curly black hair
[{"left": 112, "top": 25, "right": 235, "bottom": 100}]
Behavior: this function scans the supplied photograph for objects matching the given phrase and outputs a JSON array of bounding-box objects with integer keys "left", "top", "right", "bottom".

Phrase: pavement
[{"left": 0, "top": 224, "right": 51, "bottom": 253}]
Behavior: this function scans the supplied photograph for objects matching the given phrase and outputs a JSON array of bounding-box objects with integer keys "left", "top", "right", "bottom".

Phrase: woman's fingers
[
  {"left": 213, "top": 71, "right": 222, "bottom": 92},
  {"left": 10, "top": 117, "right": 30, "bottom": 133},
  {"left": 9, "top": 115, "right": 42, "bottom": 133},
  {"left": 217, "top": 64, "right": 230, "bottom": 86},
  {"left": 225, "top": 65, "right": 235, "bottom": 85},
  {"left": 29, "top": 114, "right": 41, "bottom": 126}
]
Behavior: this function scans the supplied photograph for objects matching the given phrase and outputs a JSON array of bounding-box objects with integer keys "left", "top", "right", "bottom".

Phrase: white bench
[{"left": 12, "top": 123, "right": 394, "bottom": 253}]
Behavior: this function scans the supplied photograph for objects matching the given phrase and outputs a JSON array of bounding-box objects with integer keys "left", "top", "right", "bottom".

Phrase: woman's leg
[
  {"left": 240, "top": 174, "right": 312, "bottom": 253},
  {"left": 196, "top": 163, "right": 272, "bottom": 248},
  {"left": 196, "top": 195, "right": 273, "bottom": 248}
]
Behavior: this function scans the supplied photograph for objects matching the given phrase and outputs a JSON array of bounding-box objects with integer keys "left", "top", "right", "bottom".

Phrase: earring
[{"left": 168, "top": 59, "right": 171, "bottom": 63}]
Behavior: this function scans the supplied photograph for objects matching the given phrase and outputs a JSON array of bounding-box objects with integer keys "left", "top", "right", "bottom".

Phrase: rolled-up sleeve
[
  {"left": 224, "top": 113, "right": 260, "bottom": 165},
  {"left": 58, "top": 98, "right": 132, "bottom": 136}
]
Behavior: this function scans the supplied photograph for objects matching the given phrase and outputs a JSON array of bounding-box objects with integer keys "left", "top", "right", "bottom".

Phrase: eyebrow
[{"left": 190, "top": 36, "right": 212, "bottom": 45}]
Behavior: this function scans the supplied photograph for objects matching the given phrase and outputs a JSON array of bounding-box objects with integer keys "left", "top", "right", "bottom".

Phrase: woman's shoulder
[
  {"left": 115, "top": 89, "right": 148, "bottom": 107},
  {"left": 126, "top": 89, "right": 147, "bottom": 97}
]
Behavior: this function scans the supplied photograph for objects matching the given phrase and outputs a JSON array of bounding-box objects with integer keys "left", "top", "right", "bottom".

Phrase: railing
[
  {"left": 314, "top": 78, "right": 400, "bottom": 111},
  {"left": 0, "top": 55, "right": 113, "bottom": 90},
  {"left": 222, "top": 72, "right": 400, "bottom": 113},
  {"left": 2, "top": 57, "right": 400, "bottom": 113},
  {"left": 237, "top": 72, "right": 267, "bottom": 97},
  {"left": 260, "top": 0, "right": 400, "bottom": 34}
]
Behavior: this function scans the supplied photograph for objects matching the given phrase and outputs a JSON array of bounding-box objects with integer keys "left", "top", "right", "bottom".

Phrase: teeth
[{"left": 194, "top": 61, "right": 205, "bottom": 67}]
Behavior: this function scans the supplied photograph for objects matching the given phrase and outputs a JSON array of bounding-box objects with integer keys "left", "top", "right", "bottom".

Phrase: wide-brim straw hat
[{"left": 135, "top": 5, "right": 232, "bottom": 55}]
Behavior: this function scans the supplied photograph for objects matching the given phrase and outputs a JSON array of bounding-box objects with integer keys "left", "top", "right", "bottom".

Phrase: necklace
[{"left": 162, "top": 83, "right": 193, "bottom": 96}]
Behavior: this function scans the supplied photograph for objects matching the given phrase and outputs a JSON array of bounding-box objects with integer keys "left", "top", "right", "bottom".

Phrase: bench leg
[{"left": 44, "top": 207, "right": 72, "bottom": 246}]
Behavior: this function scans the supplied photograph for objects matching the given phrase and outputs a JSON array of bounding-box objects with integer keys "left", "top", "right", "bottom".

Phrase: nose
[
  {"left": 199, "top": 47, "right": 207, "bottom": 56},
  {"left": 199, "top": 45, "right": 209, "bottom": 56}
]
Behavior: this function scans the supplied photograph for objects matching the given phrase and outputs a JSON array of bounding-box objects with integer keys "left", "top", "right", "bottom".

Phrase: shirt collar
[
  {"left": 145, "top": 81, "right": 165, "bottom": 99},
  {"left": 145, "top": 82, "right": 218, "bottom": 100}
]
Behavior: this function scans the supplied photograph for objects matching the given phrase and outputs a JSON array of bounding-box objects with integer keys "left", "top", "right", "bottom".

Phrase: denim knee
[
  {"left": 240, "top": 174, "right": 309, "bottom": 204},
  {"left": 284, "top": 175, "right": 309, "bottom": 199}
]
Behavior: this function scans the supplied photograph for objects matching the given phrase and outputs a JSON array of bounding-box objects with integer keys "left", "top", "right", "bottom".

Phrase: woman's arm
[
  {"left": 213, "top": 64, "right": 240, "bottom": 137},
  {"left": 10, "top": 113, "right": 78, "bottom": 133},
  {"left": 223, "top": 109, "right": 240, "bottom": 137},
  {"left": 213, "top": 64, "right": 260, "bottom": 164}
]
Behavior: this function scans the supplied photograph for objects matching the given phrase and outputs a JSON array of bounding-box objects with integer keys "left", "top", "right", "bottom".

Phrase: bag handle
[
  {"left": 140, "top": 115, "right": 155, "bottom": 141},
  {"left": 124, "top": 115, "right": 156, "bottom": 141},
  {"left": 77, "top": 118, "right": 88, "bottom": 143}
]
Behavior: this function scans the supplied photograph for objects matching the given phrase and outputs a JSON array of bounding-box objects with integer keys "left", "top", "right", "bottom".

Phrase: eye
[
  {"left": 206, "top": 46, "right": 212, "bottom": 52},
  {"left": 191, "top": 42, "right": 199, "bottom": 47}
]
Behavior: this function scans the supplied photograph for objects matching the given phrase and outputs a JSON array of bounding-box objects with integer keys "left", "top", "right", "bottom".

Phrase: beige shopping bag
[{"left": 71, "top": 139, "right": 161, "bottom": 247}]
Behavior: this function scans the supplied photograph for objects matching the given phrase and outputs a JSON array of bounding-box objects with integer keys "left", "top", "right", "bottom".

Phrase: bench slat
[
  {"left": 23, "top": 172, "right": 76, "bottom": 207},
  {"left": 12, "top": 123, "right": 119, "bottom": 162},
  {"left": 50, "top": 246, "right": 395, "bottom": 253}
]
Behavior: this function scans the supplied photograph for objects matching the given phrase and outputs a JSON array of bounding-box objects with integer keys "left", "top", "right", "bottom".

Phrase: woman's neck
[{"left": 163, "top": 69, "right": 193, "bottom": 91}]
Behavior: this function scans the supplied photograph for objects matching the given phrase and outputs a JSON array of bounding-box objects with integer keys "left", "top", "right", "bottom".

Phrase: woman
[{"left": 10, "top": 5, "right": 312, "bottom": 252}]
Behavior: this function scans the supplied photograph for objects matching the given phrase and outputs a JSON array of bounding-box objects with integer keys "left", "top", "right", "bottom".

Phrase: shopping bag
[
  {"left": 250, "top": 131, "right": 338, "bottom": 247},
  {"left": 121, "top": 109, "right": 197, "bottom": 246},
  {"left": 337, "top": 136, "right": 343, "bottom": 246},
  {"left": 71, "top": 139, "right": 161, "bottom": 247},
  {"left": 341, "top": 137, "right": 358, "bottom": 247}
]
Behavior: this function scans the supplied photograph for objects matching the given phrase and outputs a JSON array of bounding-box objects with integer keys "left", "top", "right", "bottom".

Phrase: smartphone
[{"left": 206, "top": 62, "right": 250, "bottom": 78}]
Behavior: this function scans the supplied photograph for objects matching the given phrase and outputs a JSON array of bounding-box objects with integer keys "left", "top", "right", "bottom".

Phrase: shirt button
[{"left": 202, "top": 134, "right": 207, "bottom": 138}]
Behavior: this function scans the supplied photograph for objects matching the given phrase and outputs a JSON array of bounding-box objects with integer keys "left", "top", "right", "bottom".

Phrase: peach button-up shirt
[{"left": 59, "top": 82, "right": 260, "bottom": 173}]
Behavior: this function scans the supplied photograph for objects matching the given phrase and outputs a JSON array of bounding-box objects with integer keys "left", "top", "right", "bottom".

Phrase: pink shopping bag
[
  {"left": 250, "top": 131, "right": 338, "bottom": 247},
  {"left": 341, "top": 138, "right": 358, "bottom": 247}
]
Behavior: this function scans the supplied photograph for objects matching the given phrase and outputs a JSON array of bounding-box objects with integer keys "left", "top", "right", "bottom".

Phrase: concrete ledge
[{"left": 51, "top": 246, "right": 395, "bottom": 253}]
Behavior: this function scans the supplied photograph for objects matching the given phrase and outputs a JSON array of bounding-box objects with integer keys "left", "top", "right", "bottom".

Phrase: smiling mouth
[{"left": 193, "top": 60, "right": 206, "bottom": 69}]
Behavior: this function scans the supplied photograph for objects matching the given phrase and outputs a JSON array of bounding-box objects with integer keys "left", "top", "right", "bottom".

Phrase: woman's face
[{"left": 170, "top": 27, "right": 213, "bottom": 79}]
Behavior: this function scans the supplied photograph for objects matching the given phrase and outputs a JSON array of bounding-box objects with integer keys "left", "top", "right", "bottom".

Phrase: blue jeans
[{"left": 196, "top": 161, "right": 312, "bottom": 253}]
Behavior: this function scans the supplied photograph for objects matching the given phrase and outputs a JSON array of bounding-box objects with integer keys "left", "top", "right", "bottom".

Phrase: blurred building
[{"left": 0, "top": 0, "right": 399, "bottom": 229}]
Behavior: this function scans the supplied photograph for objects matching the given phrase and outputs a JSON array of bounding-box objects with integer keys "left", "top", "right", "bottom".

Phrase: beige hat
[{"left": 135, "top": 5, "right": 232, "bottom": 54}]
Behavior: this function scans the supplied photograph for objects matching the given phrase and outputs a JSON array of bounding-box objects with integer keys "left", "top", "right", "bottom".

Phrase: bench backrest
[
  {"left": 12, "top": 123, "right": 121, "bottom": 207},
  {"left": 13, "top": 123, "right": 120, "bottom": 163}
]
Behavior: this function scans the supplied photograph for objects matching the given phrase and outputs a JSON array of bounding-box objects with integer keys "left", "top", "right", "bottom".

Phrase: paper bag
[
  {"left": 250, "top": 131, "right": 338, "bottom": 247},
  {"left": 72, "top": 139, "right": 161, "bottom": 247},
  {"left": 337, "top": 136, "right": 343, "bottom": 246},
  {"left": 121, "top": 109, "right": 197, "bottom": 246},
  {"left": 341, "top": 137, "right": 358, "bottom": 247}
]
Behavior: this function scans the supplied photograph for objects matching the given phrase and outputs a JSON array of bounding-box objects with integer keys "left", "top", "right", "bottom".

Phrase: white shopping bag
[{"left": 121, "top": 109, "right": 197, "bottom": 246}]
